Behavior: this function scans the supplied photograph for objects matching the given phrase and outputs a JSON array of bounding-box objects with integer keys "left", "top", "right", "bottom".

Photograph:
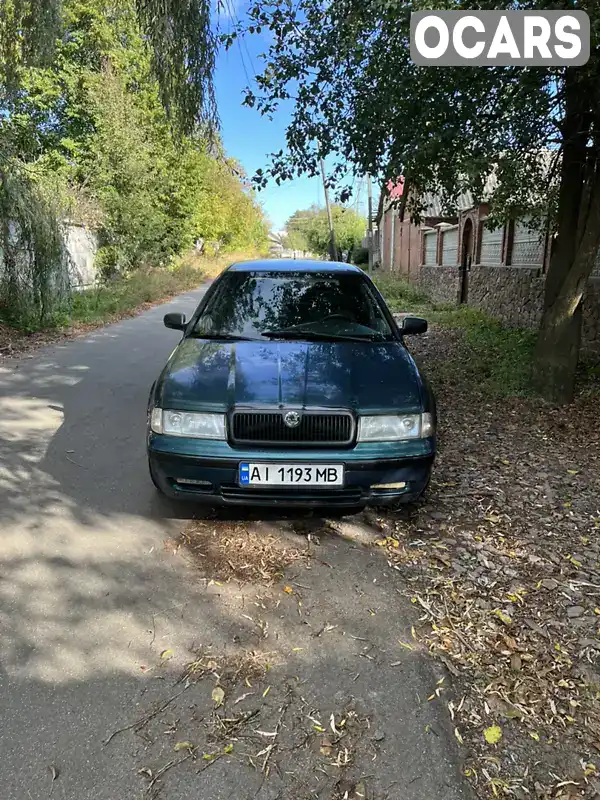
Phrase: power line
[{"left": 224, "top": 0, "right": 258, "bottom": 83}]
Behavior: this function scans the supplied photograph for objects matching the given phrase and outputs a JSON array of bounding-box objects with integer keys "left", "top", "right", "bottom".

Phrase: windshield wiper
[
  {"left": 262, "top": 328, "right": 385, "bottom": 343},
  {"left": 189, "top": 332, "right": 257, "bottom": 342}
]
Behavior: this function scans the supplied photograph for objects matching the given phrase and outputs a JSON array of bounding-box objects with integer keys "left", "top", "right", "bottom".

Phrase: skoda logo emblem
[{"left": 283, "top": 411, "right": 302, "bottom": 428}]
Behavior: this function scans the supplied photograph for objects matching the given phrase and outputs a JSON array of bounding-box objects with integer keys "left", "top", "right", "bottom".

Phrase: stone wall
[
  {"left": 420, "top": 266, "right": 460, "bottom": 304},
  {"left": 583, "top": 280, "right": 600, "bottom": 352},
  {"left": 468, "top": 265, "right": 545, "bottom": 328},
  {"left": 417, "top": 264, "right": 600, "bottom": 351}
]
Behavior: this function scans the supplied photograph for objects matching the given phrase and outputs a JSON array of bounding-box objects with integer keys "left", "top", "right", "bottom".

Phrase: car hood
[{"left": 157, "top": 339, "right": 423, "bottom": 412}]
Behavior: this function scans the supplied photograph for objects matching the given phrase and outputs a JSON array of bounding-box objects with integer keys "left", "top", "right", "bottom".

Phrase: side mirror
[
  {"left": 164, "top": 312, "right": 187, "bottom": 331},
  {"left": 401, "top": 316, "right": 428, "bottom": 335}
]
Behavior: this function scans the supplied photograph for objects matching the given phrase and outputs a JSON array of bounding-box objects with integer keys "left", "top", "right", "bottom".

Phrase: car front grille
[
  {"left": 220, "top": 485, "right": 363, "bottom": 506},
  {"left": 230, "top": 410, "right": 355, "bottom": 447}
]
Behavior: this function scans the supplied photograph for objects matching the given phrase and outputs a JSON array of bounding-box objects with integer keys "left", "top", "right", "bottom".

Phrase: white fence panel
[{"left": 423, "top": 230, "right": 437, "bottom": 265}]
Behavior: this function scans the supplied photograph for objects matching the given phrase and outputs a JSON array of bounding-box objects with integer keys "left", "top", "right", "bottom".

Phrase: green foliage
[
  {"left": 434, "top": 309, "right": 537, "bottom": 398},
  {"left": 0, "top": 163, "right": 71, "bottom": 329},
  {"left": 240, "top": 0, "right": 580, "bottom": 222},
  {"left": 0, "top": 0, "right": 217, "bottom": 135},
  {"left": 69, "top": 262, "right": 206, "bottom": 325},
  {"left": 375, "top": 277, "right": 536, "bottom": 397},
  {"left": 372, "top": 275, "right": 427, "bottom": 310},
  {"left": 135, "top": 0, "right": 218, "bottom": 136},
  {"left": 352, "top": 246, "right": 369, "bottom": 266},
  {"left": 286, "top": 205, "right": 365, "bottom": 258},
  {"left": 283, "top": 226, "right": 310, "bottom": 253},
  {"left": 0, "top": 0, "right": 267, "bottom": 326}
]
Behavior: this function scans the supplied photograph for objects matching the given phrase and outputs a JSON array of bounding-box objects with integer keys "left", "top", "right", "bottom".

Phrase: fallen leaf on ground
[
  {"left": 212, "top": 686, "right": 225, "bottom": 707},
  {"left": 484, "top": 725, "right": 503, "bottom": 745}
]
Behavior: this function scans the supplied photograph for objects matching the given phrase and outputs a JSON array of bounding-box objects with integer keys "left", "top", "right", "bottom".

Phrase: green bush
[
  {"left": 439, "top": 310, "right": 537, "bottom": 396},
  {"left": 70, "top": 264, "right": 204, "bottom": 325},
  {"left": 352, "top": 246, "right": 369, "bottom": 265},
  {"left": 1, "top": 0, "right": 269, "bottom": 330},
  {"left": 372, "top": 274, "right": 428, "bottom": 310},
  {"left": 374, "top": 276, "right": 537, "bottom": 397}
]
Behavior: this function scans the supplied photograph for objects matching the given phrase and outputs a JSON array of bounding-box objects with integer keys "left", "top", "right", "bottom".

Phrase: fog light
[
  {"left": 176, "top": 478, "right": 212, "bottom": 486},
  {"left": 371, "top": 482, "right": 407, "bottom": 490}
]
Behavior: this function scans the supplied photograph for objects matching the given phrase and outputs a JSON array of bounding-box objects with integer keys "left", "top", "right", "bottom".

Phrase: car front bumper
[{"left": 148, "top": 435, "right": 435, "bottom": 508}]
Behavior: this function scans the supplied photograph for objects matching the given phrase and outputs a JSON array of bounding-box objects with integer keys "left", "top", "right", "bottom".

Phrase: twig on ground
[
  {"left": 147, "top": 750, "right": 195, "bottom": 792},
  {"left": 65, "top": 455, "right": 87, "bottom": 469},
  {"left": 261, "top": 690, "right": 293, "bottom": 774},
  {"left": 103, "top": 687, "right": 188, "bottom": 746},
  {"left": 442, "top": 594, "right": 476, "bottom": 653},
  {"left": 196, "top": 751, "right": 227, "bottom": 775}
]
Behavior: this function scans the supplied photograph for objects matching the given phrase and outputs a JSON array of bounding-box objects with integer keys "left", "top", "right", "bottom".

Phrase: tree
[
  {"left": 0, "top": 0, "right": 266, "bottom": 323},
  {"left": 286, "top": 205, "right": 366, "bottom": 260},
  {"left": 0, "top": 0, "right": 217, "bottom": 136},
  {"left": 284, "top": 227, "right": 311, "bottom": 253},
  {"left": 239, "top": 0, "right": 600, "bottom": 404}
]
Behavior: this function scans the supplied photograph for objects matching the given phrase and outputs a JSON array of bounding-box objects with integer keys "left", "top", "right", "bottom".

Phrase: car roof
[{"left": 225, "top": 259, "right": 365, "bottom": 274}]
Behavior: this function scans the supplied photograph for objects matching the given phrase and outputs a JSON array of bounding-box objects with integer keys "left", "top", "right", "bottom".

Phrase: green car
[{"left": 147, "top": 259, "right": 436, "bottom": 509}]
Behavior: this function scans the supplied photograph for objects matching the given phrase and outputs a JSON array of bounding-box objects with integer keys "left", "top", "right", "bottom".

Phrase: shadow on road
[{"left": 0, "top": 291, "right": 470, "bottom": 800}]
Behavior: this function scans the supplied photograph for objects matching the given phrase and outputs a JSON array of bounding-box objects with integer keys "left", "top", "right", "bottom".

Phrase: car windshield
[{"left": 191, "top": 271, "right": 395, "bottom": 342}]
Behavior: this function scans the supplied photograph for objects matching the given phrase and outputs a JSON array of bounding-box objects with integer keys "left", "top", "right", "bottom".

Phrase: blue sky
[
  {"left": 214, "top": 8, "right": 323, "bottom": 232},
  {"left": 213, "top": 1, "right": 370, "bottom": 232}
]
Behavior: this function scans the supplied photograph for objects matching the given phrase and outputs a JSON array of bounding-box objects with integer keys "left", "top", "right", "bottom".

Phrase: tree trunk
[{"left": 532, "top": 72, "right": 598, "bottom": 405}]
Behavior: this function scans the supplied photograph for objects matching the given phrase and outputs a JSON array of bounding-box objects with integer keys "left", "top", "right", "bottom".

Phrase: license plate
[{"left": 239, "top": 463, "right": 345, "bottom": 487}]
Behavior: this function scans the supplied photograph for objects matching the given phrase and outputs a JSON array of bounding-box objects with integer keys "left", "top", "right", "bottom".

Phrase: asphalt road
[{"left": 0, "top": 286, "right": 471, "bottom": 800}]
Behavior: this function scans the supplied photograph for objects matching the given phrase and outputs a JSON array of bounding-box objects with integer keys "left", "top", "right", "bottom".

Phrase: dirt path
[{"left": 116, "top": 512, "right": 471, "bottom": 799}]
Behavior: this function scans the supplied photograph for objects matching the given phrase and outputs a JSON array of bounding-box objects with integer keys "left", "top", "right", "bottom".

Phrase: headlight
[
  {"left": 358, "top": 413, "right": 434, "bottom": 442},
  {"left": 150, "top": 408, "right": 226, "bottom": 439}
]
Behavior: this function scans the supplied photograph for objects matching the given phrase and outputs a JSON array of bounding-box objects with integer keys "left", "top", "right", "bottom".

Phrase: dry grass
[
  {"left": 173, "top": 520, "right": 312, "bottom": 585},
  {"left": 182, "top": 647, "right": 276, "bottom": 690},
  {"left": 180, "top": 248, "right": 269, "bottom": 281}
]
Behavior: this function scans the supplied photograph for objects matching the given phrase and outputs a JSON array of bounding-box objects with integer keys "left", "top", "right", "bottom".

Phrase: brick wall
[{"left": 409, "top": 202, "right": 600, "bottom": 350}]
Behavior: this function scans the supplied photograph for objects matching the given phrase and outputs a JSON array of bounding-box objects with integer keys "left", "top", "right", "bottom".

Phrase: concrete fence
[
  {"left": 0, "top": 221, "right": 99, "bottom": 291},
  {"left": 65, "top": 224, "right": 99, "bottom": 289}
]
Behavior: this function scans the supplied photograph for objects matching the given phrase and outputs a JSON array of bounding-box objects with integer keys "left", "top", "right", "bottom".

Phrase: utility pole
[
  {"left": 367, "top": 173, "right": 374, "bottom": 274},
  {"left": 319, "top": 156, "right": 337, "bottom": 261}
]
